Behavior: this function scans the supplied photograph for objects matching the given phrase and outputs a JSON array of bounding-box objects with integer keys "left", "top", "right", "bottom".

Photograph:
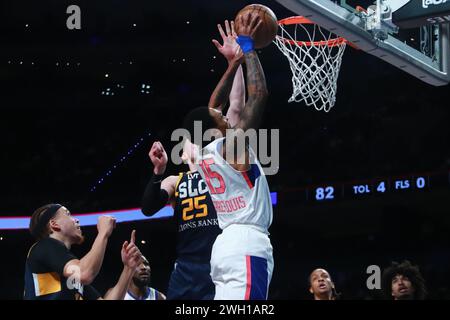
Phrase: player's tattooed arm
[
  {"left": 224, "top": 13, "right": 267, "bottom": 169},
  {"left": 233, "top": 12, "right": 267, "bottom": 132},
  {"left": 236, "top": 50, "right": 268, "bottom": 131}
]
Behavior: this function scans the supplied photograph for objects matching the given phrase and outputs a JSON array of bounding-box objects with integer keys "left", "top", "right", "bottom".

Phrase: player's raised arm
[
  {"left": 222, "top": 20, "right": 246, "bottom": 127},
  {"left": 208, "top": 20, "right": 244, "bottom": 112},
  {"left": 234, "top": 12, "right": 268, "bottom": 132},
  {"left": 64, "top": 215, "right": 116, "bottom": 285},
  {"left": 226, "top": 63, "right": 245, "bottom": 128},
  {"left": 141, "top": 141, "right": 179, "bottom": 216},
  {"left": 102, "top": 230, "right": 143, "bottom": 300}
]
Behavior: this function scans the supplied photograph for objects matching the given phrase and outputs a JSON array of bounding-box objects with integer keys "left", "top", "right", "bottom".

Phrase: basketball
[{"left": 234, "top": 4, "right": 278, "bottom": 49}]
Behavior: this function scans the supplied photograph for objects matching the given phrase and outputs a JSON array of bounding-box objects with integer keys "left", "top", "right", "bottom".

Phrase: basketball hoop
[{"left": 274, "top": 16, "right": 348, "bottom": 112}]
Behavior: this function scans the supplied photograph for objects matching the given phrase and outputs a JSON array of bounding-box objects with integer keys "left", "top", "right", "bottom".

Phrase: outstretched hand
[
  {"left": 212, "top": 20, "right": 243, "bottom": 64},
  {"left": 121, "top": 230, "right": 142, "bottom": 269}
]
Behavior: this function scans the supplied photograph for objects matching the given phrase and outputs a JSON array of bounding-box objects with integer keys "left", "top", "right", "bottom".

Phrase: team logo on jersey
[{"left": 177, "top": 173, "right": 208, "bottom": 199}]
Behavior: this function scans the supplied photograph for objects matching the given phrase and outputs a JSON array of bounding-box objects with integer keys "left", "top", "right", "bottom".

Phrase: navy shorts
[{"left": 167, "top": 259, "right": 215, "bottom": 300}]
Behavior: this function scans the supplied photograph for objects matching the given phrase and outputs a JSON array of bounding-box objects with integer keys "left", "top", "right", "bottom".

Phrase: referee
[{"left": 24, "top": 204, "right": 142, "bottom": 300}]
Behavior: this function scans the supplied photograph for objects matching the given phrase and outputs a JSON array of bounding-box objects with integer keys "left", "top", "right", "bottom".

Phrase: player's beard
[
  {"left": 133, "top": 276, "right": 151, "bottom": 288},
  {"left": 396, "top": 291, "right": 414, "bottom": 300}
]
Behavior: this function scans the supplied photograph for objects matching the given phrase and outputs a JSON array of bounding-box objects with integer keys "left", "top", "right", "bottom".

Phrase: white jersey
[
  {"left": 195, "top": 137, "right": 273, "bottom": 231},
  {"left": 124, "top": 287, "right": 159, "bottom": 300}
]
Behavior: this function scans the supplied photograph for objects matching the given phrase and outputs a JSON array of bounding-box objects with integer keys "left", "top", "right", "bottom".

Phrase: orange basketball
[{"left": 234, "top": 4, "right": 278, "bottom": 49}]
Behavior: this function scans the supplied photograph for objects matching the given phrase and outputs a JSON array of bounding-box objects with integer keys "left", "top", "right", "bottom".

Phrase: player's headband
[{"left": 32, "top": 204, "right": 63, "bottom": 238}]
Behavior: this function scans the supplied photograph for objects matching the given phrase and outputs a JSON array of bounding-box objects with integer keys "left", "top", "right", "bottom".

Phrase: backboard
[{"left": 275, "top": 0, "right": 450, "bottom": 86}]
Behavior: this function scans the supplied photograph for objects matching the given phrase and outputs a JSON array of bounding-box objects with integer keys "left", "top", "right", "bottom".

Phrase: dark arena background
[{"left": 1, "top": 0, "right": 450, "bottom": 300}]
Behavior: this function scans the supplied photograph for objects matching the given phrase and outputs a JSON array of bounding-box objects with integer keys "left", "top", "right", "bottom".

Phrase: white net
[{"left": 274, "top": 18, "right": 347, "bottom": 112}]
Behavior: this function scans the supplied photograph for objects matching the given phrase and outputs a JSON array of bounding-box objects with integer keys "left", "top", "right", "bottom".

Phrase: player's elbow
[
  {"left": 141, "top": 203, "right": 158, "bottom": 217},
  {"left": 64, "top": 259, "right": 95, "bottom": 285},
  {"left": 80, "top": 270, "right": 96, "bottom": 285},
  {"left": 141, "top": 207, "right": 154, "bottom": 217}
]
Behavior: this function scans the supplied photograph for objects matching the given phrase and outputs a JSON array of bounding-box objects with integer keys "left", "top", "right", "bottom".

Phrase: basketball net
[{"left": 274, "top": 17, "right": 347, "bottom": 112}]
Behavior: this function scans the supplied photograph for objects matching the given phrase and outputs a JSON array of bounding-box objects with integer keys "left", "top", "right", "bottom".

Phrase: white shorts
[{"left": 210, "top": 224, "right": 274, "bottom": 300}]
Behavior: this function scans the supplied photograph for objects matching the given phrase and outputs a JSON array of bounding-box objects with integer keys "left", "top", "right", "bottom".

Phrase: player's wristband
[{"left": 236, "top": 35, "right": 255, "bottom": 54}]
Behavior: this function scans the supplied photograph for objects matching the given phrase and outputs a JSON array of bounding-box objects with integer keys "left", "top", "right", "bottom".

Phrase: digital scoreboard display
[{"left": 305, "top": 172, "right": 449, "bottom": 203}]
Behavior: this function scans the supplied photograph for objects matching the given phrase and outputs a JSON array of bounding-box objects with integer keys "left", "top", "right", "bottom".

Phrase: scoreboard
[{"left": 300, "top": 171, "right": 450, "bottom": 203}]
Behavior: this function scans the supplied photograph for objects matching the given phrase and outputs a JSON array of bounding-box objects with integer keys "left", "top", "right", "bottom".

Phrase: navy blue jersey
[
  {"left": 173, "top": 171, "right": 221, "bottom": 262},
  {"left": 24, "top": 238, "right": 101, "bottom": 300}
]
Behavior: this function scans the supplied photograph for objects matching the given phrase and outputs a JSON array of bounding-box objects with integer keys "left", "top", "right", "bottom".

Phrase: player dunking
[
  {"left": 181, "top": 13, "right": 273, "bottom": 300},
  {"left": 141, "top": 20, "right": 246, "bottom": 300}
]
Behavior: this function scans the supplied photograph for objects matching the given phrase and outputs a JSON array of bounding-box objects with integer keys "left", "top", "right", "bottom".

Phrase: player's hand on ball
[
  {"left": 238, "top": 12, "right": 262, "bottom": 39},
  {"left": 121, "top": 230, "right": 142, "bottom": 269},
  {"left": 149, "top": 141, "right": 168, "bottom": 175}
]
